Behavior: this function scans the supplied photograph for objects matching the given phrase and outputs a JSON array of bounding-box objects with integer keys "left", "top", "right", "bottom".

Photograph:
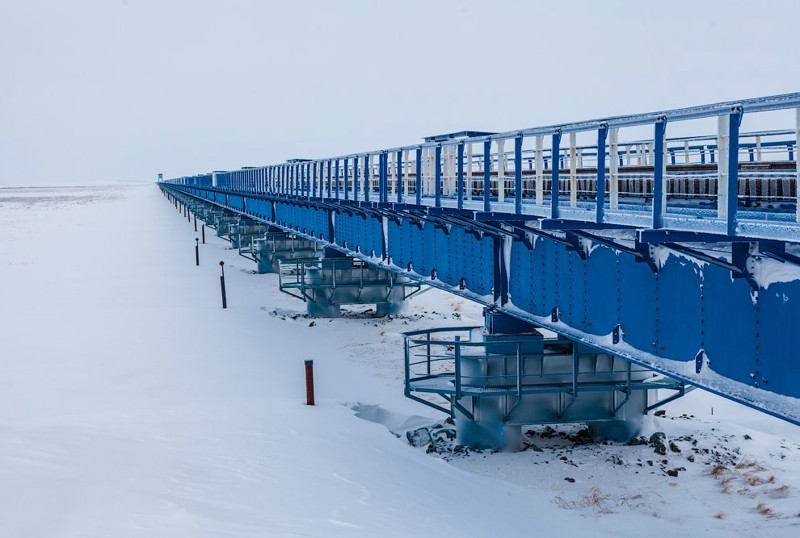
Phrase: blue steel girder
[{"left": 162, "top": 183, "right": 800, "bottom": 426}]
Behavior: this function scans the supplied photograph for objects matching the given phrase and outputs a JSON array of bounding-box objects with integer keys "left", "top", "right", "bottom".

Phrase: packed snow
[{"left": 1, "top": 184, "right": 799, "bottom": 536}]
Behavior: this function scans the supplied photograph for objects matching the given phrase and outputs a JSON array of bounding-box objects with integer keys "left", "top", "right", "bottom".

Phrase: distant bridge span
[{"left": 160, "top": 93, "right": 800, "bottom": 425}]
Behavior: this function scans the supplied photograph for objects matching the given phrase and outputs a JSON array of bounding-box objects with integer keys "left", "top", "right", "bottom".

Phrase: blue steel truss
[{"left": 160, "top": 93, "right": 800, "bottom": 425}]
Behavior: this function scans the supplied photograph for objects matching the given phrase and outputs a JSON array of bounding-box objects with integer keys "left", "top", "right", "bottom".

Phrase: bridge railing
[{"left": 166, "top": 93, "right": 800, "bottom": 242}]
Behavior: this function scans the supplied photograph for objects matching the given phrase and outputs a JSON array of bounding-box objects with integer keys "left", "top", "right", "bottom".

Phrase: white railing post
[
  {"left": 756, "top": 135, "right": 762, "bottom": 162},
  {"left": 684, "top": 140, "right": 690, "bottom": 164},
  {"left": 609, "top": 128, "right": 619, "bottom": 210},
  {"left": 796, "top": 108, "right": 800, "bottom": 222},
  {"left": 717, "top": 114, "right": 730, "bottom": 220},
  {"left": 496, "top": 139, "right": 505, "bottom": 203},
  {"left": 446, "top": 145, "right": 455, "bottom": 196},
  {"left": 569, "top": 132, "right": 578, "bottom": 207},
  {"left": 535, "top": 135, "right": 544, "bottom": 205},
  {"left": 427, "top": 147, "right": 434, "bottom": 196},
  {"left": 465, "top": 143, "right": 473, "bottom": 200},
  {"left": 403, "top": 149, "right": 409, "bottom": 198}
]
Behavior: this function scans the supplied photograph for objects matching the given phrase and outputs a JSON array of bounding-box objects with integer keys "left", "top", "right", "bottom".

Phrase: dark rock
[
  {"left": 564, "top": 477, "right": 575, "bottom": 483},
  {"left": 650, "top": 432, "right": 667, "bottom": 455},
  {"left": 407, "top": 427, "right": 432, "bottom": 447},
  {"left": 654, "top": 410, "right": 666, "bottom": 417},
  {"left": 744, "top": 434, "right": 752, "bottom": 440},
  {"left": 431, "top": 428, "right": 456, "bottom": 443},
  {"left": 669, "top": 441, "right": 681, "bottom": 453},
  {"left": 667, "top": 469, "right": 679, "bottom": 477}
]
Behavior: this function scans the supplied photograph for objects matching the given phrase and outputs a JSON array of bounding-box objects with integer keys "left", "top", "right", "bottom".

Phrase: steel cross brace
[
  {"left": 539, "top": 219, "right": 636, "bottom": 232},
  {"left": 636, "top": 229, "right": 761, "bottom": 289}
]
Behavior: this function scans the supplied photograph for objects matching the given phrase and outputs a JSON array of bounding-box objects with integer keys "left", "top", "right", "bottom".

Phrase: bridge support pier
[
  {"left": 405, "top": 309, "right": 685, "bottom": 451},
  {"left": 228, "top": 221, "right": 271, "bottom": 249},
  {"left": 278, "top": 251, "right": 421, "bottom": 317},
  {"left": 243, "top": 232, "right": 322, "bottom": 274}
]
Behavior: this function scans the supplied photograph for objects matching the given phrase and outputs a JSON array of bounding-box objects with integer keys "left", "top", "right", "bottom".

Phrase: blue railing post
[
  {"left": 483, "top": 139, "right": 491, "bottom": 212},
  {"left": 596, "top": 125, "right": 608, "bottom": 223},
  {"left": 551, "top": 132, "right": 562, "bottom": 218},
  {"left": 335, "top": 158, "right": 340, "bottom": 199},
  {"left": 457, "top": 141, "right": 465, "bottom": 210},
  {"left": 434, "top": 145, "right": 442, "bottom": 207},
  {"left": 364, "top": 155, "right": 370, "bottom": 202},
  {"left": 653, "top": 118, "right": 667, "bottom": 229},
  {"left": 514, "top": 133, "right": 523, "bottom": 214},
  {"left": 397, "top": 149, "right": 404, "bottom": 203},
  {"left": 415, "top": 147, "right": 422, "bottom": 205},
  {"left": 344, "top": 157, "right": 349, "bottom": 200},
  {"left": 727, "top": 107, "right": 742, "bottom": 236},
  {"left": 354, "top": 155, "right": 360, "bottom": 200},
  {"left": 379, "top": 152, "right": 387, "bottom": 203}
]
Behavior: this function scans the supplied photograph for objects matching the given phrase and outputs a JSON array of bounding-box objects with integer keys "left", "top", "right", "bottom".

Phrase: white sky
[{"left": 1, "top": 0, "right": 798, "bottom": 186}]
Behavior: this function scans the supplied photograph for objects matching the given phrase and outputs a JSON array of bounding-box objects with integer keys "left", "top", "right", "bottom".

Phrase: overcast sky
[{"left": 1, "top": 0, "right": 798, "bottom": 186}]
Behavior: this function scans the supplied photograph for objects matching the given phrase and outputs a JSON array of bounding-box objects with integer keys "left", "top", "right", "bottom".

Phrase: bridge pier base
[
  {"left": 228, "top": 221, "right": 270, "bottom": 249},
  {"left": 404, "top": 309, "right": 685, "bottom": 451},
  {"left": 278, "top": 253, "right": 421, "bottom": 318},
  {"left": 244, "top": 232, "right": 322, "bottom": 274}
]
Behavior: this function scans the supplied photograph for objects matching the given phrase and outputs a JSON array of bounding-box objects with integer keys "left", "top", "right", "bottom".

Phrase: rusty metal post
[
  {"left": 219, "top": 261, "right": 227, "bottom": 308},
  {"left": 195, "top": 238, "right": 199, "bottom": 266},
  {"left": 305, "top": 360, "right": 315, "bottom": 405},
  {"left": 202, "top": 224, "right": 205, "bottom": 244}
]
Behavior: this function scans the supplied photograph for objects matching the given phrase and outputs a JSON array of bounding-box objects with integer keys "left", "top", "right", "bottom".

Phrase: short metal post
[
  {"left": 202, "top": 224, "right": 205, "bottom": 244},
  {"left": 305, "top": 360, "right": 315, "bottom": 405},
  {"left": 219, "top": 261, "right": 227, "bottom": 309},
  {"left": 454, "top": 335, "right": 462, "bottom": 399},
  {"left": 195, "top": 238, "right": 200, "bottom": 266},
  {"left": 194, "top": 213, "right": 197, "bottom": 231}
]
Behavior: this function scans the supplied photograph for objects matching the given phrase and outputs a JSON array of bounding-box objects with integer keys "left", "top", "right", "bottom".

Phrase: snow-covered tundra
[{"left": 1, "top": 184, "right": 798, "bottom": 536}]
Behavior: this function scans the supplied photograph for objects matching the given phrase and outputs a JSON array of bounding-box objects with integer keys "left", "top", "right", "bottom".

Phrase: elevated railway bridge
[{"left": 160, "top": 93, "right": 800, "bottom": 448}]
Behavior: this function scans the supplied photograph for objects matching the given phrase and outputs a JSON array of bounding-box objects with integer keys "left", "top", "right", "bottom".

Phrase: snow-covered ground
[{"left": 1, "top": 184, "right": 799, "bottom": 536}]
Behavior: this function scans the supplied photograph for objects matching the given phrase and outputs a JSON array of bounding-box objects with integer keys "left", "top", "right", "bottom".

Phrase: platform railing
[
  {"left": 278, "top": 257, "right": 423, "bottom": 304},
  {"left": 402, "top": 326, "right": 689, "bottom": 417}
]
